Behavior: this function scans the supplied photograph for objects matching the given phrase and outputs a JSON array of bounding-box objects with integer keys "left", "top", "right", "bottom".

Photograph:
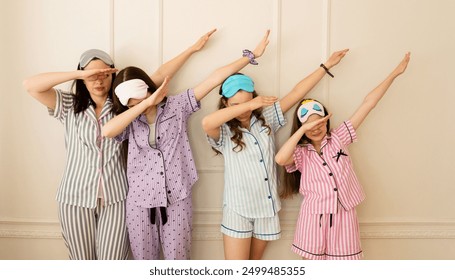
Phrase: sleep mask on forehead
[
  {"left": 79, "top": 49, "right": 114, "bottom": 68},
  {"left": 221, "top": 74, "right": 254, "bottom": 98},
  {"left": 115, "top": 79, "right": 148, "bottom": 106},
  {"left": 297, "top": 99, "right": 325, "bottom": 123}
]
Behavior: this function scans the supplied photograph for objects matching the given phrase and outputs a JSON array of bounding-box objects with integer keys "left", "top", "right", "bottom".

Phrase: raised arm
[
  {"left": 23, "top": 68, "right": 117, "bottom": 109},
  {"left": 275, "top": 114, "right": 331, "bottom": 166},
  {"left": 102, "top": 77, "right": 169, "bottom": 138},
  {"left": 349, "top": 52, "right": 411, "bottom": 130},
  {"left": 279, "top": 49, "right": 349, "bottom": 113},
  {"left": 193, "top": 30, "right": 270, "bottom": 101},
  {"left": 150, "top": 29, "right": 217, "bottom": 87}
]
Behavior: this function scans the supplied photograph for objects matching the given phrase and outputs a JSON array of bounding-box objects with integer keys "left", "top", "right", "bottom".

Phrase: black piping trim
[
  {"left": 343, "top": 121, "right": 353, "bottom": 143},
  {"left": 292, "top": 244, "right": 362, "bottom": 258}
]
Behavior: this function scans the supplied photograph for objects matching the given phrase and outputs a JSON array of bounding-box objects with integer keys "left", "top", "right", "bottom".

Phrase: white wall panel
[
  {"left": 277, "top": 0, "right": 328, "bottom": 212},
  {"left": 161, "top": 0, "right": 278, "bottom": 172},
  {"left": 1, "top": 0, "right": 112, "bottom": 221},
  {"left": 113, "top": 0, "right": 161, "bottom": 71},
  {"left": 329, "top": 0, "right": 455, "bottom": 224}
]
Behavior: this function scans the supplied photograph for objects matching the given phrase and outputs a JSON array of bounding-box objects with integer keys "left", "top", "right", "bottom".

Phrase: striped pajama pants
[{"left": 58, "top": 200, "right": 130, "bottom": 260}]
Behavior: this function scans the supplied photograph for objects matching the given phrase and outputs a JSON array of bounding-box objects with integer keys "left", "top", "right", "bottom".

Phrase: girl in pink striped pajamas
[{"left": 275, "top": 52, "right": 410, "bottom": 260}]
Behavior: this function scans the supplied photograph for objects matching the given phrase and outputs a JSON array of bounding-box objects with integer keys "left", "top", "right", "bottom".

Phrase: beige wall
[{"left": 1, "top": 0, "right": 454, "bottom": 260}]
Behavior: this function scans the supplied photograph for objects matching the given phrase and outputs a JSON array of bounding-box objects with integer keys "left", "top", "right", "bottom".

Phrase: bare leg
[
  {"left": 249, "top": 237, "right": 268, "bottom": 260},
  {"left": 223, "top": 234, "right": 251, "bottom": 260}
]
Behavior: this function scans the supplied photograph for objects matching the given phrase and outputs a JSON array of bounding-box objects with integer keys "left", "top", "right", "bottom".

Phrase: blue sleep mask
[{"left": 221, "top": 74, "right": 254, "bottom": 98}]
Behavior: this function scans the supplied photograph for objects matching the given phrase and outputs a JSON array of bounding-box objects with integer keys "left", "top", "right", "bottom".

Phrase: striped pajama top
[
  {"left": 48, "top": 89, "right": 128, "bottom": 208},
  {"left": 285, "top": 120, "right": 366, "bottom": 214},
  {"left": 207, "top": 102, "right": 286, "bottom": 219}
]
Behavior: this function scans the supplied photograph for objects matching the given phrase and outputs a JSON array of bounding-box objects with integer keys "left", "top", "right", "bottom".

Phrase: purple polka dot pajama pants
[{"left": 126, "top": 195, "right": 193, "bottom": 260}]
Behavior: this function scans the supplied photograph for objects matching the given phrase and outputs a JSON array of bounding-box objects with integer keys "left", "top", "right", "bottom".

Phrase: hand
[
  {"left": 301, "top": 113, "right": 332, "bottom": 132},
  {"left": 248, "top": 95, "right": 278, "bottom": 111},
  {"left": 324, "top": 49, "right": 349, "bottom": 69},
  {"left": 252, "top": 30, "right": 271, "bottom": 59},
  {"left": 391, "top": 52, "right": 411, "bottom": 78},
  {"left": 81, "top": 68, "right": 118, "bottom": 80},
  {"left": 189, "top": 29, "right": 217, "bottom": 53},
  {"left": 146, "top": 76, "right": 170, "bottom": 107}
]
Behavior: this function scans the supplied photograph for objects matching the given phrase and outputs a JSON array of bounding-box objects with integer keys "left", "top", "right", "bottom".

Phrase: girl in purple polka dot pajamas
[{"left": 102, "top": 30, "right": 271, "bottom": 259}]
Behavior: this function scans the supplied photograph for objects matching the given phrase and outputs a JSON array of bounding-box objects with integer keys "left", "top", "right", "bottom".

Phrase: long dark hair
[
  {"left": 72, "top": 59, "right": 116, "bottom": 114},
  {"left": 280, "top": 98, "right": 331, "bottom": 199},
  {"left": 111, "top": 66, "right": 158, "bottom": 115},
  {"left": 213, "top": 73, "right": 271, "bottom": 155}
]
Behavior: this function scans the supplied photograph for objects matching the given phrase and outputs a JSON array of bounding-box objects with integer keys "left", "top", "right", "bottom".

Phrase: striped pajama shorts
[
  {"left": 221, "top": 206, "right": 281, "bottom": 241},
  {"left": 291, "top": 205, "right": 362, "bottom": 260}
]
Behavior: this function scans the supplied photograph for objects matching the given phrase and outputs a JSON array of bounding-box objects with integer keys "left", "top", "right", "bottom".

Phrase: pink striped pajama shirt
[{"left": 286, "top": 120, "right": 365, "bottom": 260}]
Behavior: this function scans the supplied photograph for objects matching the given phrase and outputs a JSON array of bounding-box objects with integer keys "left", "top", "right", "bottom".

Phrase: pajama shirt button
[
  {"left": 268, "top": 196, "right": 271, "bottom": 199},
  {"left": 334, "top": 188, "right": 338, "bottom": 191},
  {"left": 264, "top": 178, "right": 268, "bottom": 181},
  {"left": 259, "top": 159, "right": 263, "bottom": 162},
  {"left": 329, "top": 173, "right": 333, "bottom": 176},
  {"left": 168, "top": 191, "right": 171, "bottom": 194},
  {"left": 160, "top": 172, "right": 164, "bottom": 175},
  {"left": 323, "top": 163, "right": 327, "bottom": 166}
]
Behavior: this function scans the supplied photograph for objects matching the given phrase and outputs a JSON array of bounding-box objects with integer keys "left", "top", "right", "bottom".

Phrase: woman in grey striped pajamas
[
  {"left": 202, "top": 47, "right": 350, "bottom": 260},
  {"left": 23, "top": 33, "right": 213, "bottom": 259}
]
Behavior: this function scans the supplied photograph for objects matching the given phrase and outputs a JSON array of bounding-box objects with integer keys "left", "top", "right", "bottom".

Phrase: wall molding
[
  {"left": 360, "top": 221, "right": 455, "bottom": 239},
  {"left": 196, "top": 166, "right": 224, "bottom": 173},
  {"left": 2, "top": 212, "right": 455, "bottom": 241},
  {"left": 109, "top": 0, "right": 115, "bottom": 58},
  {"left": 0, "top": 219, "right": 62, "bottom": 239},
  {"left": 272, "top": 0, "right": 282, "bottom": 100},
  {"left": 322, "top": 0, "right": 332, "bottom": 106}
]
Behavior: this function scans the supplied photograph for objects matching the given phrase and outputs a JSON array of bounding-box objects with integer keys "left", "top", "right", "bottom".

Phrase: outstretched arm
[
  {"left": 275, "top": 115, "right": 331, "bottom": 166},
  {"left": 280, "top": 49, "right": 349, "bottom": 113},
  {"left": 102, "top": 77, "right": 170, "bottom": 138},
  {"left": 193, "top": 30, "right": 270, "bottom": 102},
  {"left": 202, "top": 95, "right": 278, "bottom": 141},
  {"left": 23, "top": 68, "right": 117, "bottom": 109},
  {"left": 349, "top": 52, "right": 411, "bottom": 130},
  {"left": 150, "top": 29, "right": 217, "bottom": 87}
]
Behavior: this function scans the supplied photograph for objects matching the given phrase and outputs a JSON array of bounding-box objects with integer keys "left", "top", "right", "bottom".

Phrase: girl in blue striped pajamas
[
  {"left": 23, "top": 31, "right": 215, "bottom": 259},
  {"left": 202, "top": 46, "right": 349, "bottom": 260}
]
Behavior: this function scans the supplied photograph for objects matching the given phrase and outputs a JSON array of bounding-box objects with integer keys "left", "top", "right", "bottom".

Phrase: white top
[{"left": 148, "top": 122, "right": 156, "bottom": 147}]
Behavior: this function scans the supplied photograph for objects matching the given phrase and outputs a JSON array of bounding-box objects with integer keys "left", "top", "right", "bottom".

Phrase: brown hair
[
  {"left": 213, "top": 73, "right": 271, "bottom": 155},
  {"left": 280, "top": 98, "right": 331, "bottom": 199}
]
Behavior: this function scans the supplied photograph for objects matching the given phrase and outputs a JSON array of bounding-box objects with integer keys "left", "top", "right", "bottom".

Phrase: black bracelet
[{"left": 320, "top": 63, "right": 334, "bottom": 78}]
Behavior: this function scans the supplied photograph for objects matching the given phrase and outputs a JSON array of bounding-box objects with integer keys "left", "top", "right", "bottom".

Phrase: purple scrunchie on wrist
[{"left": 242, "top": 49, "right": 258, "bottom": 65}]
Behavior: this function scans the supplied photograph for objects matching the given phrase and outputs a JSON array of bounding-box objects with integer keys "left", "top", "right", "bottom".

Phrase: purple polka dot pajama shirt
[{"left": 115, "top": 89, "right": 200, "bottom": 260}]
